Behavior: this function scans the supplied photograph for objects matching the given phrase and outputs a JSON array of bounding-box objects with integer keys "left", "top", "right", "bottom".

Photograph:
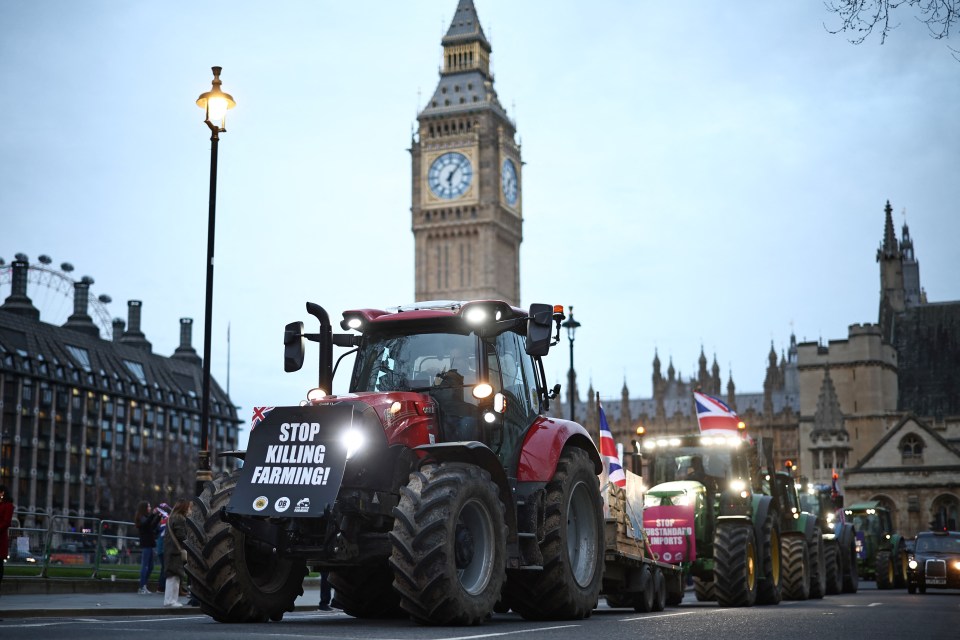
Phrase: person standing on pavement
[
  {"left": 162, "top": 499, "right": 190, "bottom": 608},
  {"left": 0, "top": 484, "right": 14, "bottom": 596},
  {"left": 134, "top": 501, "right": 161, "bottom": 594},
  {"left": 154, "top": 502, "right": 171, "bottom": 592}
]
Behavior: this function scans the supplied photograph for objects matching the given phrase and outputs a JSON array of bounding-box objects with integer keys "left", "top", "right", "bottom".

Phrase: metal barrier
[{"left": 5, "top": 509, "right": 147, "bottom": 581}]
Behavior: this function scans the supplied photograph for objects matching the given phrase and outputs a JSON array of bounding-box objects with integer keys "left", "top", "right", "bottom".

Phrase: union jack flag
[
  {"left": 598, "top": 401, "right": 626, "bottom": 487},
  {"left": 693, "top": 391, "right": 740, "bottom": 435},
  {"left": 251, "top": 406, "right": 275, "bottom": 430}
]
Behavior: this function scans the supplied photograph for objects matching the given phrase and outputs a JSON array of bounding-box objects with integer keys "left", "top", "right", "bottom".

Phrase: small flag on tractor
[
  {"left": 693, "top": 391, "right": 740, "bottom": 435},
  {"left": 598, "top": 401, "right": 626, "bottom": 487}
]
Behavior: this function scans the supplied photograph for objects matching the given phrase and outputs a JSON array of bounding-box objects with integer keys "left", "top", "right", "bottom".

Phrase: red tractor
[{"left": 184, "top": 300, "right": 605, "bottom": 625}]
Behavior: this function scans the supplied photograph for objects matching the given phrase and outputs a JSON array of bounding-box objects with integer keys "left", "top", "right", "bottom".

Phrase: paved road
[{"left": 2, "top": 581, "right": 959, "bottom": 640}]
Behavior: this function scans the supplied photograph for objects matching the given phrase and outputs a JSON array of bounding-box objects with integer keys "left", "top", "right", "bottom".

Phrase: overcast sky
[{"left": 2, "top": 1, "right": 958, "bottom": 447}]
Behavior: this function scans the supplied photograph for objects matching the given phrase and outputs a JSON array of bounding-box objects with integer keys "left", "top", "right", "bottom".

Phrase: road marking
[
  {"left": 620, "top": 611, "right": 696, "bottom": 622},
  {"left": 839, "top": 602, "right": 883, "bottom": 607},
  {"left": 429, "top": 624, "right": 582, "bottom": 640}
]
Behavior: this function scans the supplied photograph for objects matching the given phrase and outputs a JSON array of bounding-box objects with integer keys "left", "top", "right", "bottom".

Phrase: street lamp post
[
  {"left": 195, "top": 66, "right": 236, "bottom": 496},
  {"left": 561, "top": 306, "right": 581, "bottom": 422}
]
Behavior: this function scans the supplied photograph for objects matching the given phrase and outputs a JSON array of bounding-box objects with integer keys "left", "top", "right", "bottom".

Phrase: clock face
[
  {"left": 501, "top": 158, "right": 518, "bottom": 206},
  {"left": 428, "top": 152, "right": 473, "bottom": 199}
]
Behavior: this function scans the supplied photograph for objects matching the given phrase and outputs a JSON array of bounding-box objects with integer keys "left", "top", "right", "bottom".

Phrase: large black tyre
[
  {"left": 633, "top": 565, "right": 655, "bottom": 613},
  {"left": 665, "top": 575, "right": 685, "bottom": 606},
  {"left": 824, "top": 540, "right": 843, "bottom": 595},
  {"left": 755, "top": 510, "right": 782, "bottom": 605},
  {"left": 330, "top": 563, "right": 404, "bottom": 618},
  {"left": 693, "top": 576, "right": 715, "bottom": 602},
  {"left": 780, "top": 535, "right": 811, "bottom": 600},
  {"left": 651, "top": 568, "right": 667, "bottom": 612},
  {"left": 841, "top": 537, "right": 859, "bottom": 593},
  {"left": 893, "top": 542, "right": 908, "bottom": 589},
  {"left": 875, "top": 550, "right": 894, "bottom": 589},
  {"left": 605, "top": 593, "right": 631, "bottom": 608},
  {"left": 808, "top": 530, "right": 826, "bottom": 599},
  {"left": 389, "top": 462, "right": 507, "bottom": 625},
  {"left": 713, "top": 521, "right": 758, "bottom": 607},
  {"left": 504, "top": 448, "right": 604, "bottom": 621},
  {"left": 184, "top": 470, "right": 307, "bottom": 623}
]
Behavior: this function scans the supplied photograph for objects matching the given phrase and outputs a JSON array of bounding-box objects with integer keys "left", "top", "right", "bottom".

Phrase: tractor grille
[{"left": 925, "top": 559, "right": 947, "bottom": 579}]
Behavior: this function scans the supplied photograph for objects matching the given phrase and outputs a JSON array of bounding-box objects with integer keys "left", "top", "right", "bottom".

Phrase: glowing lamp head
[
  {"left": 196, "top": 66, "right": 236, "bottom": 129},
  {"left": 306, "top": 388, "right": 327, "bottom": 404},
  {"left": 472, "top": 383, "right": 493, "bottom": 399},
  {"left": 465, "top": 307, "right": 487, "bottom": 324},
  {"left": 342, "top": 429, "right": 364, "bottom": 459},
  {"left": 483, "top": 411, "right": 496, "bottom": 424}
]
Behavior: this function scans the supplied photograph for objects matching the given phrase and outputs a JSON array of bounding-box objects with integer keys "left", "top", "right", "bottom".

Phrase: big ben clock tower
[{"left": 411, "top": 0, "right": 522, "bottom": 305}]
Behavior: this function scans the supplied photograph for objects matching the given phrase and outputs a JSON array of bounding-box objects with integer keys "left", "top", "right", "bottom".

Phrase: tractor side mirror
[
  {"left": 525, "top": 303, "right": 553, "bottom": 356},
  {"left": 284, "top": 321, "right": 305, "bottom": 372}
]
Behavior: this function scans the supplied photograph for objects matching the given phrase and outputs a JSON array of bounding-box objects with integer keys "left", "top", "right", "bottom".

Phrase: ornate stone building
[
  {"left": 0, "top": 256, "right": 240, "bottom": 521},
  {"left": 797, "top": 202, "right": 960, "bottom": 536},
  {"left": 411, "top": 0, "right": 522, "bottom": 305},
  {"left": 563, "top": 201, "right": 959, "bottom": 536}
]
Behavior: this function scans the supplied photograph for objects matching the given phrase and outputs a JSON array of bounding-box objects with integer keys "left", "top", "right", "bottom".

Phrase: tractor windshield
[
  {"left": 352, "top": 331, "right": 478, "bottom": 393},
  {"left": 651, "top": 448, "right": 742, "bottom": 488}
]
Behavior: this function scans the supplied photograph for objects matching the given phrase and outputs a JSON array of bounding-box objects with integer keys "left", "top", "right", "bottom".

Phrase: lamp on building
[
  {"left": 561, "top": 306, "right": 581, "bottom": 422},
  {"left": 195, "top": 66, "right": 235, "bottom": 496}
]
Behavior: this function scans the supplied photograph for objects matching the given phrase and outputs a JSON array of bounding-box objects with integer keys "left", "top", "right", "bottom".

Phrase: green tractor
[
  {"left": 768, "top": 470, "right": 825, "bottom": 600},
  {"left": 798, "top": 481, "right": 859, "bottom": 594},
  {"left": 845, "top": 501, "right": 908, "bottom": 589},
  {"left": 640, "top": 433, "right": 782, "bottom": 607}
]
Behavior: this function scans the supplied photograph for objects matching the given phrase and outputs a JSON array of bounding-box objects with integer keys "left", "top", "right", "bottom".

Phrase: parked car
[
  {"left": 907, "top": 530, "right": 960, "bottom": 593},
  {"left": 8, "top": 547, "right": 40, "bottom": 564}
]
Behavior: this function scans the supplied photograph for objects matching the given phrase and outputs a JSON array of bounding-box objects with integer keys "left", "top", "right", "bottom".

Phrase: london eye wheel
[{"left": 0, "top": 253, "right": 115, "bottom": 340}]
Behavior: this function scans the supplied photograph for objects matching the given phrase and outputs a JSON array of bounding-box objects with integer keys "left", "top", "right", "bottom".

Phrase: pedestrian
[
  {"left": 155, "top": 502, "right": 171, "bottom": 592},
  {"left": 318, "top": 571, "right": 335, "bottom": 611},
  {"left": 162, "top": 499, "right": 190, "bottom": 608},
  {"left": 0, "top": 484, "right": 14, "bottom": 596},
  {"left": 134, "top": 500, "right": 161, "bottom": 594}
]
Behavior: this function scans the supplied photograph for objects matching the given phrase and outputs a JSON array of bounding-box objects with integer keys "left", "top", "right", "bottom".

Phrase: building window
[{"left": 900, "top": 434, "right": 923, "bottom": 464}]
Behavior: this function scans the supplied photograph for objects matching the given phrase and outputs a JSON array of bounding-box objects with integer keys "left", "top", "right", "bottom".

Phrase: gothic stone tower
[{"left": 411, "top": 0, "right": 522, "bottom": 305}]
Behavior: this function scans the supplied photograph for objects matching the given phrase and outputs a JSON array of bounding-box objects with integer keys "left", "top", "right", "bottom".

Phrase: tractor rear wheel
[
  {"left": 693, "top": 577, "right": 715, "bottom": 602},
  {"left": 389, "top": 462, "right": 507, "bottom": 625},
  {"left": 808, "top": 530, "right": 826, "bottom": 599},
  {"left": 505, "top": 447, "right": 604, "bottom": 620},
  {"left": 781, "top": 535, "right": 811, "bottom": 600},
  {"left": 330, "top": 563, "right": 404, "bottom": 618},
  {"left": 756, "top": 510, "right": 782, "bottom": 605},
  {"left": 841, "top": 536, "right": 859, "bottom": 593},
  {"left": 823, "top": 540, "right": 843, "bottom": 595},
  {"left": 875, "top": 550, "right": 894, "bottom": 589},
  {"left": 184, "top": 470, "right": 307, "bottom": 623},
  {"left": 713, "top": 522, "right": 758, "bottom": 607}
]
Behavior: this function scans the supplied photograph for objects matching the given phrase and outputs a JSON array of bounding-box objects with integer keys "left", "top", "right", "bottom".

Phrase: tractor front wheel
[
  {"left": 823, "top": 540, "right": 843, "bottom": 595},
  {"left": 389, "top": 462, "right": 507, "bottom": 625},
  {"left": 876, "top": 550, "right": 894, "bottom": 589},
  {"left": 184, "top": 469, "right": 307, "bottom": 623},
  {"left": 808, "top": 530, "right": 826, "bottom": 599},
  {"left": 781, "top": 534, "right": 811, "bottom": 600},
  {"left": 713, "top": 522, "right": 758, "bottom": 607}
]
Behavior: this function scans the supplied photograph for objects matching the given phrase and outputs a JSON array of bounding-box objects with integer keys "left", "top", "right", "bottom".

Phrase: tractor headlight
[
  {"left": 729, "top": 479, "right": 749, "bottom": 499},
  {"left": 908, "top": 559, "right": 918, "bottom": 570},
  {"left": 342, "top": 428, "right": 365, "bottom": 459}
]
